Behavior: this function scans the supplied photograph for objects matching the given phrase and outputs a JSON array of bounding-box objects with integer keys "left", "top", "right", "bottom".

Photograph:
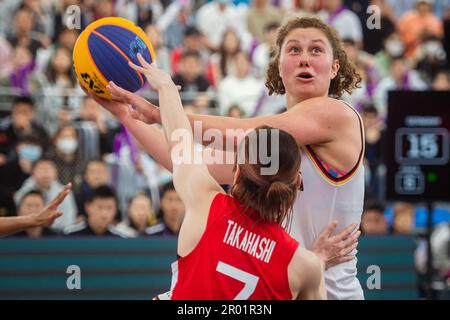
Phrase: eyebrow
[{"left": 285, "top": 39, "right": 327, "bottom": 45}]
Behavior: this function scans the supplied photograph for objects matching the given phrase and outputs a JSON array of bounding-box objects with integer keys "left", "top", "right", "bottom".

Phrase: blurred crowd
[{"left": 0, "top": 0, "right": 450, "bottom": 282}]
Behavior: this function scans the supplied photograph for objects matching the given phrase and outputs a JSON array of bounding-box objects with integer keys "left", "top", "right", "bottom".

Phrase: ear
[{"left": 331, "top": 59, "right": 340, "bottom": 79}]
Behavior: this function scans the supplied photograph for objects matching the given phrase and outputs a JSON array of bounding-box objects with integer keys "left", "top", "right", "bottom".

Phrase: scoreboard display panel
[{"left": 386, "top": 91, "right": 450, "bottom": 202}]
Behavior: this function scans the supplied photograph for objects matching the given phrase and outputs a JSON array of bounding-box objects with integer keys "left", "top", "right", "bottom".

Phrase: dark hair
[
  {"left": 17, "top": 135, "right": 42, "bottom": 146},
  {"left": 182, "top": 50, "right": 201, "bottom": 61},
  {"left": 20, "top": 190, "right": 45, "bottom": 204},
  {"left": 219, "top": 29, "right": 241, "bottom": 78},
  {"left": 87, "top": 185, "right": 117, "bottom": 204},
  {"left": 363, "top": 200, "right": 385, "bottom": 214},
  {"left": 12, "top": 96, "right": 34, "bottom": 108},
  {"left": 266, "top": 17, "right": 361, "bottom": 97},
  {"left": 230, "top": 126, "right": 301, "bottom": 225},
  {"left": 161, "top": 181, "right": 176, "bottom": 198},
  {"left": 264, "top": 22, "right": 280, "bottom": 33},
  {"left": 362, "top": 104, "right": 378, "bottom": 116},
  {"left": 185, "top": 26, "right": 201, "bottom": 37}
]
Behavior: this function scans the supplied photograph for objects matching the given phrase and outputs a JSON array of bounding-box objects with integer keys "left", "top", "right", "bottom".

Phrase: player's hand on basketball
[
  {"left": 312, "top": 221, "right": 360, "bottom": 270},
  {"left": 128, "top": 53, "right": 177, "bottom": 91},
  {"left": 107, "top": 81, "right": 161, "bottom": 125},
  {"left": 80, "top": 84, "right": 132, "bottom": 122},
  {"left": 32, "top": 183, "right": 72, "bottom": 227}
]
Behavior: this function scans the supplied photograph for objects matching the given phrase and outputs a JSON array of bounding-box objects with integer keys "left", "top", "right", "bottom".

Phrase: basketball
[{"left": 73, "top": 17, "right": 155, "bottom": 99}]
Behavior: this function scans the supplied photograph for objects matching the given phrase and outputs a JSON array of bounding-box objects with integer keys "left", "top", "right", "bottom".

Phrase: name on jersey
[{"left": 223, "top": 220, "right": 276, "bottom": 263}]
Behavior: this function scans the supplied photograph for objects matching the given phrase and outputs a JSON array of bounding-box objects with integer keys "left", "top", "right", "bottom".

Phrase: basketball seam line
[{"left": 91, "top": 30, "right": 144, "bottom": 87}]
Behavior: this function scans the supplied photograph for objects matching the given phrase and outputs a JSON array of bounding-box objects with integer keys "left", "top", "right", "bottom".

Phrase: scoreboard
[{"left": 385, "top": 91, "right": 450, "bottom": 202}]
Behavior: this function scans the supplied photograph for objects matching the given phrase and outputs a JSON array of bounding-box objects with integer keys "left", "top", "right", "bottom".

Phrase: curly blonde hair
[{"left": 265, "top": 17, "right": 361, "bottom": 98}]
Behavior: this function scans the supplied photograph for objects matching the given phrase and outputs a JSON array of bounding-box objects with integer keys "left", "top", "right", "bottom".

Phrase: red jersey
[{"left": 171, "top": 193, "right": 299, "bottom": 300}]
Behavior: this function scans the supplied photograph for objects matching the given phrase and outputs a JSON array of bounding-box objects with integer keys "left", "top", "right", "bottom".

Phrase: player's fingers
[
  {"left": 343, "top": 230, "right": 361, "bottom": 247},
  {"left": 335, "top": 223, "right": 359, "bottom": 242},
  {"left": 136, "top": 53, "right": 152, "bottom": 68},
  {"left": 340, "top": 242, "right": 358, "bottom": 257},
  {"left": 129, "top": 60, "right": 148, "bottom": 74},
  {"left": 320, "top": 220, "right": 338, "bottom": 239},
  {"left": 48, "top": 183, "right": 71, "bottom": 209}
]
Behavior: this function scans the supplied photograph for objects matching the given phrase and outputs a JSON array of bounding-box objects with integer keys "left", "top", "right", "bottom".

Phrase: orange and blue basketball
[{"left": 73, "top": 17, "right": 155, "bottom": 99}]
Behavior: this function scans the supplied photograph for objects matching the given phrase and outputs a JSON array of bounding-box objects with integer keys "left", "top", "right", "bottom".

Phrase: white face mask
[
  {"left": 56, "top": 138, "right": 78, "bottom": 154},
  {"left": 385, "top": 40, "right": 404, "bottom": 57},
  {"left": 423, "top": 41, "right": 446, "bottom": 60}
]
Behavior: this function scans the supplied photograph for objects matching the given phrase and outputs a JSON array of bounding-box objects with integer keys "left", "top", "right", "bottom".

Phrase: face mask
[
  {"left": 386, "top": 40, "right": 404, "bottom": 57},
  {"left": 423, "top": 42, "right": 446, "bottom": 60},
  {"left": 56, "top": 138, "right": 78, "bottom": 154},
  {"left": 18, "top": 145, "right": 42, "bottom": 162}
]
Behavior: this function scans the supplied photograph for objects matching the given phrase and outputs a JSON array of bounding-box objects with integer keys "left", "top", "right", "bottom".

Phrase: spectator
[
  {"left": 318, "top": 0, "right": 363, "bottom": 46},
  {"left": 0, "top": 135, "right": 43, "bottom": 195},
  {"left": 391, "top": 202, "right": 415, "bottom": 235},
  {"left": 0, "top": 96, "right": 49, "bottom": 159},
  {"left": 172, "top": 51, "right": 211, "bottom": 104},
  {"left": 210, "top": 28, "right": 242, "bottom": 84},
  {"left": 373, "top": 55, "right": 428, "bottom": 119},
  {"left": 341, "top": 38, "right": 378, "bottom": 111},
  {"left": 151, "top": 181, "right": 185, "bottom": 236},
  {"left": 170, "top": 25, "right": 210, "bottom": 76},
  {"left": 362, "top": 0, "right": 396, "bottom": 55},
  {"left": 431, "top": 69, "right": 450, "bottom": 90},
  {"left": 217, "top": 51, "right": 263, "bottom": 115},
  {"left": 252, "top": 22, "right": 279, "bottom": 79},
  {"left": 0, "top": 45, "right": 37, "bottom": 95},
  {"left": 282, "top": 0, "right": 318, "bottom": 21},
  {"left": 196, "top": 0, "right": 244, "bottom": 51},
  {"left": 361, "top": 201, "right": 388, "bottom": 235},
  {"left": 116, "top": 192, "right": 160, "bottom": 237},
  {"left": 74, "top": 159, "right": 110, "bottom": 219},
  {"left": 11, "top": 190, "right": 56, "bottom": 238},
  {"left": 65, "top": 185, "right": 127, "bottom": 237},
  {"left": 362, "top": 105, "right": 386, "bottom": 200},
  {"left": 227, "top": 105, "right": 245, "bottom": 118},
  {"left": 7, "top": 8, "right": 48, "bottom": 58},
  {"left": 246, "top": 0, "right": 282, "bottom": 44},
  {"left": 397, "top": 0, "right": 444, "bottom": 57},
  {"left": 144, "top": 23, "right": 171, "bottom": 74},
  {"left": 14, "top": 158, "right": 77, "bottom": 232},
  {"left": 414, "top": 35, "right": 448, "bottom": 83},
  {"left": 374, "top": 32, "right": 406, "bottom": 78},
  {"left": 74, "top": 96, "right": 119, "bottom": 156},
  {"left": 45, "top": 125, "right": 87, "bottom": 188}
]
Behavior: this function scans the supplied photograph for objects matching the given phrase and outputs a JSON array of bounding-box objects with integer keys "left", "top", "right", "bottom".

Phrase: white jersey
[{"left": 290, "top": 102, "right": 365, "bottom": 300}]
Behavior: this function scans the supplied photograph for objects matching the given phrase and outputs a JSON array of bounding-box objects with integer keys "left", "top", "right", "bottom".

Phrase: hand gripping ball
[{"left": 73, "top": 17, "right": 155, "bottom": 99}]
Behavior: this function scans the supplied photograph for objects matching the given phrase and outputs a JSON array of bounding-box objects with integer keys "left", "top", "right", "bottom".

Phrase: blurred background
[{"left": 0, "top": 0, "right": 450, "bottom": 300}]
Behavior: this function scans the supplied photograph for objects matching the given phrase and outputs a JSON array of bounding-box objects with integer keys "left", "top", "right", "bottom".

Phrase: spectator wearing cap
[{"left": 397, "top": 0, "right": 444, "bottom": 57}]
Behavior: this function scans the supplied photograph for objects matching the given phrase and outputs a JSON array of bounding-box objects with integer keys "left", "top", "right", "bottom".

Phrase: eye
[
  {"left": 312, "top": 47, "right": 323, "bottom": 54},
  {"left": 288, "top": 46, "right": 300, "bottom": 53}
]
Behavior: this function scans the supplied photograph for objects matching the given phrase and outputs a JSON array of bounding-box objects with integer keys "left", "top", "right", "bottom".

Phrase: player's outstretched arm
[
  {"left": 129, "top": 54, "right": 225, "bottom": 256},
  {"left": 0, "top": 183, "right": 71, "bottom": 237}
]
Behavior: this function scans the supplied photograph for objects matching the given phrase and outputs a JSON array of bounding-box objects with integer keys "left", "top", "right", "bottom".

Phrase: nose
[{"left": 298, "top": 53, "right": 310, "bottom": 67}]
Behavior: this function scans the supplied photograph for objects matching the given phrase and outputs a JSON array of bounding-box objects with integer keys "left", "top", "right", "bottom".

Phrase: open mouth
[{"left": 297, "top": 72, "right": 314, "bottom": 79}]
